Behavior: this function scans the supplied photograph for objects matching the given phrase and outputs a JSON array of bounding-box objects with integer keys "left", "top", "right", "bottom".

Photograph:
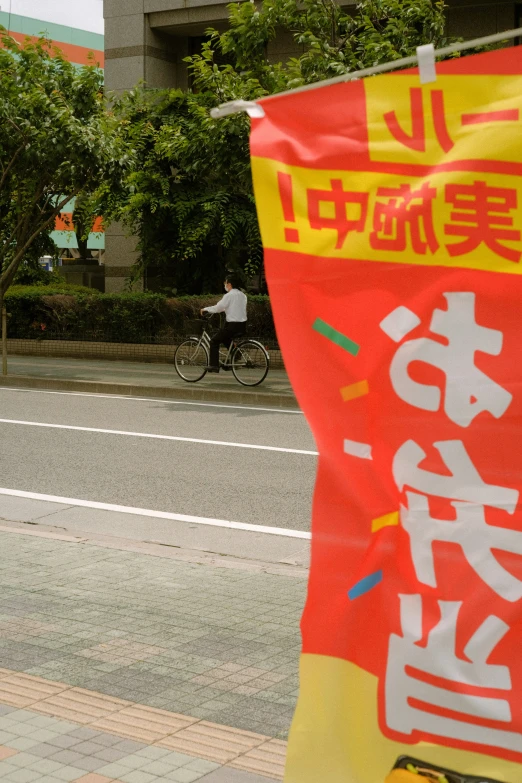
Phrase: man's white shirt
[{"left": 204, "top": 289, "right": 247, "bottom": 322}]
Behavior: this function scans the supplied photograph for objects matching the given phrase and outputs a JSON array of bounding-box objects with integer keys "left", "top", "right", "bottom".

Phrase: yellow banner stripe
[{"left": 251, "top": 156, "right": 522, "bottom": 275}]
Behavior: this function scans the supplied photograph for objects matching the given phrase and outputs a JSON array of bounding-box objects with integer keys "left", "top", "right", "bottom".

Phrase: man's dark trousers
[{"left": 209, "top": 322, "right": 246, "bottom": 369}]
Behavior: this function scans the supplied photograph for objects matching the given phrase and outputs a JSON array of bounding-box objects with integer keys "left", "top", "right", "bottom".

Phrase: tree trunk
[{"left": 76, "top": 232, "right": 89, "bottom": 261}]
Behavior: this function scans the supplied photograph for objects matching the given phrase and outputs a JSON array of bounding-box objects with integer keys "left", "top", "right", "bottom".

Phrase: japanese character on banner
[
  {"left": 445, "top": 181, "right": 522, "bottom": 263},
  {"left": 307, "top": 179, "right": 369, "bottom": 248},
  {"left": 385, "top": 595, "right": 522, "bottom": 753},
  {"left": 370, "top": 182, "right": 438, "bottom": 255},
  {"left": 394, "top": 439, "right": 522, "bottom": 601},
  {"left": 388, "top": 292, "right": 513, "bottom": 427},
  {"left": 383, "top": 86, "right": 519, "bottom": 156},
  {"left": 384, "top": 87, "right": 454, "bottom": 153}
]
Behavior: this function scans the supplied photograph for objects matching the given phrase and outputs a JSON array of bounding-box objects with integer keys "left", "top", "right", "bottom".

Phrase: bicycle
[{"left": 174, "top": 317, "right": 270, "bottom": 387}]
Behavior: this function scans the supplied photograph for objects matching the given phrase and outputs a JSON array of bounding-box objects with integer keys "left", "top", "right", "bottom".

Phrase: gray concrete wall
[
  {"left": 447, "top": 0, "right": 516, "bottom": 37},
  {"left": 104, "top": 222, "right": 142, "bottom": 293},
  {"left": 267, "top": 29, "right": 303, "bottom": 64},
  {"left": 104, "top": 0, "right": 183, "bottom": 93},
  {"left": 104, "top": 1, "right": 190, "bottom": 290}
]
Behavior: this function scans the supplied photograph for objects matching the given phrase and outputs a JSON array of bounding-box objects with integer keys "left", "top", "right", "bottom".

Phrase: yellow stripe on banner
[
  {"left": 385, "top": 771, "right": 423, "bottom": 783},
  {"left": 284, "top": 654, "right": 522, "bottom": 783},
  {"left": 371, "top": 511, "right": 399, "bottom": 533},
  {"left": 340, "top": 380, "right": 369, "bottom": 402},
  {"left": 251, "top": 156, "right": 522, "bottom": 275},
  {"left": 365, "top": 74, "right": 522, "bottom": 168}
]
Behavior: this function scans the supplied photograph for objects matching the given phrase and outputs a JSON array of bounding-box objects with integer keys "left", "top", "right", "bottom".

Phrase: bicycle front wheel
[
  {"left": 232, "top": 340, "right": 270, "bottom": 386},
  {"left": 174, "top": 338, "right": 208, "bottom": 382}
]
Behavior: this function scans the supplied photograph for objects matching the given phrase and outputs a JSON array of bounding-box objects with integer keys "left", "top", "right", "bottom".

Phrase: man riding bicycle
[{"left": 200, "top": 274, "right": 248, "bottom": 373}]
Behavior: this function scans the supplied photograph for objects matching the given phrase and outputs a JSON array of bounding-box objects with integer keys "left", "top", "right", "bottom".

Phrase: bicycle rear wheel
[
  {"left": 232, "top": 340, "right": 270, "bottom": 386},
  {"left": 174, "top": 338, "right": 208, "bottom": 382}
]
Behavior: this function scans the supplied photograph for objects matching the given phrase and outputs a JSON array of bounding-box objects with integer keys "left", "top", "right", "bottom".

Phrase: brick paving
[
  {"left": 0, "top": 531, "right": 305, "bottom": 740},
  {"left": 0, "top": 699, "right": 284, "bottom": 781}
]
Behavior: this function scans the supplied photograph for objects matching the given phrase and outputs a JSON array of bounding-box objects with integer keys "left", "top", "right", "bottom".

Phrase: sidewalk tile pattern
[
  {"left": 0, "top": 691, "right": 284, "bottom": 780},
  {"left": 229, "top": 739, "right": 287, "bottom": 778},
  {"left": 0, "top": 533, "right": 303, "bottom": 739},
  {"left": 0, "top": 670, "right": 286, "bottom": 778}
]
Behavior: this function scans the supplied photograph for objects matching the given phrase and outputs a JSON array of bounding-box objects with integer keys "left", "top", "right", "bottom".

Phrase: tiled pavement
[
  {"left": 0, "top": 697, "right": 285, "bottom": 781},
  {"left": 0, "top": 528, "right": 307, "bottom": 779}
]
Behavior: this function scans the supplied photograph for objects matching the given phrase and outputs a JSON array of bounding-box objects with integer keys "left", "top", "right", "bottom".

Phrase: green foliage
[
  {"left": 213, "top": 0, "right": 456, "bottom": 91},
  {"left": 12, "top": 237, "right": 60, "bottom": 286},
  {"left": 109, "top": 0, "right": 458, "bottom": 292},
  {"left": 8, "top": 283, "right": 94, "bottom": 295},
  {"left": 107, "top": 87, "right": 262, "bottom": 293},
  {"left": 0, "top": 33, "right": 124, "bottom": 299},
  {"left": 5, "top": 290, "right": 276, "bottom": 344},
  {"left": 13, "top": 264, "right": 61, "bottom": 287}
]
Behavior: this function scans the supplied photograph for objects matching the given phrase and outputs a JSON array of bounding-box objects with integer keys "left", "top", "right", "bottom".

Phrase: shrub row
[{"left": 5, "top": 287, "right": 277, "bottom": 345}]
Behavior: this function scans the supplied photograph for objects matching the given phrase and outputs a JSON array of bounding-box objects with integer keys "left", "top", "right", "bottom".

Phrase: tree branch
[
  {"left": 5, "top": 116, "right": 26, "bottom": 137},
  {"left": 0, "top": 142, "right": 27, "bottom": 193},
  {"left": 0, "top": 190, "right": 80, "bottom": 295},
  {"left": 0, "top": 178, "right": 52, "bottom": 265}
]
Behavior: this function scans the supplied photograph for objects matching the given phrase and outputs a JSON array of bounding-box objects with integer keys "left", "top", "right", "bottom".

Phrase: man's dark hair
[{"left": 225, "top": 273, "right": 241, "bottom": 289}]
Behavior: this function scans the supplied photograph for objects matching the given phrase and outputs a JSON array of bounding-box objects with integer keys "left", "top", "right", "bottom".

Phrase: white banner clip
[
  {"left": 417, "top": 43, "right": 437, "bottom": 84},
  {"left": 210, "top": 100, "right": 265, "bottom": 119}
]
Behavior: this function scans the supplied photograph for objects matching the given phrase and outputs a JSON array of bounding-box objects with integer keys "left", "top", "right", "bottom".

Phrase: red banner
[{"left": 251, "top": 46, "right": 522, "bottom": 782}]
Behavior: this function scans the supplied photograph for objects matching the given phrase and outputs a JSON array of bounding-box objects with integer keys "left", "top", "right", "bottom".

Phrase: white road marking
[
  {"left": 0, "top": 386, "right": 303, "bottom": 414},
  {"left": 0, "top": 418, "right": 318, "bottom": 455},
  {"left": 0, "top": 488, "right": 311, "bottom": 539}
]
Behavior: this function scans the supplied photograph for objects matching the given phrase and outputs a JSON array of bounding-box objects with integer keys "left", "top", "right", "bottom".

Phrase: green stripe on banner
[
  {"left": 0, "top": 12, "right": 104, "bottom": 51},
  {"left": 312, "top": 318, "right": 360, "bottom": 356}
]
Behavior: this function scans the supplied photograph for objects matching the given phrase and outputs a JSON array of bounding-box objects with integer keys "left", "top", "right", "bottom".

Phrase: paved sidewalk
[
  {"left": 0, "top": 357, "right": 296, "bottom": 408},
  {"left": 0, "top": 530, "right": 303, "bottom": 735},
  {"left": 0, "top": 683, "right": 285, "bottom": 781},
  {"left": 0, "top": 527, "right": 306, "bottom": 779}
]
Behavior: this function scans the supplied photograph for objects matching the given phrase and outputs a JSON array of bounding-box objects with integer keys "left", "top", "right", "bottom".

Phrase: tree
[
  {"left": 211, "top": 0, "right": 456, "bottom": 91},
  {"left": 12, "top": 231, "right": 59, "bottom": 286},
  {"left": 0, "top": 32, "right": 122, "bottom": 308},
  {"left": 107, "top": 81, "right": 263, "bottom": 294},
  {"left": 109, "top": 0, "right": 458, "bottom": 292}
]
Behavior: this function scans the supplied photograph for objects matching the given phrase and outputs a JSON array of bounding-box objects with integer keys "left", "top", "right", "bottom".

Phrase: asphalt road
[{"left": 0, "top": 387, "right": 316, "bottom": 533}]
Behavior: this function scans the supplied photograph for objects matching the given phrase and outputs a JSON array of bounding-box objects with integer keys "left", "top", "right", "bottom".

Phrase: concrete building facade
[{"left": 103, "top": 0, "right": 521, "bottom": 291}]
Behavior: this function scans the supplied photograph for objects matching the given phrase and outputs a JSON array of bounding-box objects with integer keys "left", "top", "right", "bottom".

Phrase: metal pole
[{"left": 2, "top": 305, "right": 7, "bottom": 376}]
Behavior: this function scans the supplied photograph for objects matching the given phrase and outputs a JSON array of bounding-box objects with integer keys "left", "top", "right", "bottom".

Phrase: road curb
[{"left": 0, "top": 374, "right": 300, "bottom": 409}]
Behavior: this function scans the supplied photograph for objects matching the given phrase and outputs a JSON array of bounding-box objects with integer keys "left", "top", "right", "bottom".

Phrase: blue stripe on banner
[{"left": 348, "top": 570, "right": 383, "bottom": 600}]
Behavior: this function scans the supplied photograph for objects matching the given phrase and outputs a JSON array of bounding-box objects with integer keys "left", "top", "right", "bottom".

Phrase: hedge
[{"left": 4, "top": 287, "right": 277, "bottom": 345}]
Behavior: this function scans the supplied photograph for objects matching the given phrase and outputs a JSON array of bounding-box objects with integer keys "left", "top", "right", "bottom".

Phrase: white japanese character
[
  {"left": 388, "top": 293, "right": 512, "bottom": 427},
  {"left": 402, "top": 492, "right": 522, "bottom": 602},
  {"left": 386, "top": 595, "right": 522, "bottom": 753},
  {"left": 394, "top": 440, "right": 521, "bottom": 599},
  {"left": 393, "top": 439, "right": 519, "bottom": 512}
]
